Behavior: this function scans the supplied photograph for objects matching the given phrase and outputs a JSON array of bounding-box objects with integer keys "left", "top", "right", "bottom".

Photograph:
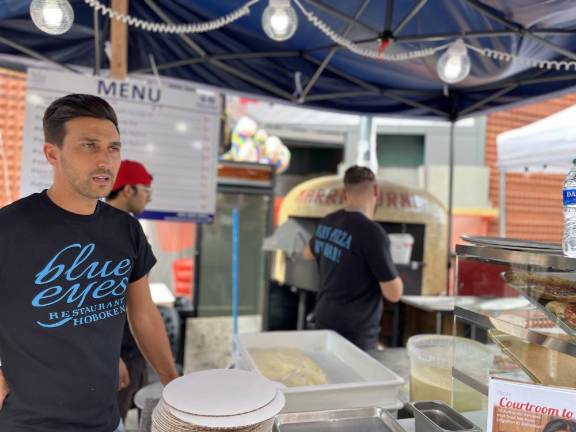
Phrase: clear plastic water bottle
[{"left": 563, "top": 159, "right": 576, "bottom": 257}]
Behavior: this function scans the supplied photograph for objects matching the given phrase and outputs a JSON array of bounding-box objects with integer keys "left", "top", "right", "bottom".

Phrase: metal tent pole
[
  {"left": 93, "top": 7, "right": 101, "bottom": 76},
  {"left": 447, "top": 121, "right": 455, "bottom": 291},
  {"left": 499, "top": 168, "right": 506, "bottom": 237}
]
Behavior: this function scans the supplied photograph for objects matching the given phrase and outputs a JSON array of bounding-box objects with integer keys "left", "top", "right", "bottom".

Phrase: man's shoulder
[
  {"left": 99, "top": 202, "right": 144, "bottom": 237},
  {"left": 99, "top": 201, "right": 139, "bottom": 225},
  {"left": 0, "top": 193, "right": 42, "bottom": 220}
]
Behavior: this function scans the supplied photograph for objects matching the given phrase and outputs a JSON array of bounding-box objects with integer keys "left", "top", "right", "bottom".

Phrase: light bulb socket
[{"left": 447, "top": 38, "right": 468, "bottom": 56}]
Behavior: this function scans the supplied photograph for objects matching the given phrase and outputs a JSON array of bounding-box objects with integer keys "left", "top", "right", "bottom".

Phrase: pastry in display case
[{"left": 451, "top": 240, "right": 576, "bottom": 428}]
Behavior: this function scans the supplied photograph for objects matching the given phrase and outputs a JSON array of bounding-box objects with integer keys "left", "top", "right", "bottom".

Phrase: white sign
[
  {"left": 487, "top": 378, "right": 576, "bottom": 432},
  {"left": 21, "top": 68, "right": 220, "bottom": 223}
]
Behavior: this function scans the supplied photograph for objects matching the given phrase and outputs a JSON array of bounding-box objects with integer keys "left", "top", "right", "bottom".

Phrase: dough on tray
[{"left": 248, "top": 347, "right": 328, "bottom": 387}]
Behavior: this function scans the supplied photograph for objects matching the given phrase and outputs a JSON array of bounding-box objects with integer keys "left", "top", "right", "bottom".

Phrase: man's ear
[
  {"left": 373, "top": 183, "right": 379, "bottom": 197},
  {"left": 44, "top": 143, "right": 59, "bottom": 167},
  {"left": 121, "top": 186, "right": 133, "bottom": 198}
]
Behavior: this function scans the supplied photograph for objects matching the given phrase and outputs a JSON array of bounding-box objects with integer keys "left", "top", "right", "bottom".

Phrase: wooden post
[{"left": 110, "top": 0, "right": 128, "bottom": 79}]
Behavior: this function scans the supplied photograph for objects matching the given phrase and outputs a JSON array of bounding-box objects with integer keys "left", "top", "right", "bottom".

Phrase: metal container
[
  {"left": 409, "top": 401, "right": 481, "bottom": 432},
  {"left": 273, "top": 407, "right": 406, "bottom": 432}
]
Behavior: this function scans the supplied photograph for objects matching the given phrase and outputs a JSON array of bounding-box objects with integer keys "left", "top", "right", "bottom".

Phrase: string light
[
  {"left": 30, "top": 0, "right": 74, "bottom": 35},
  {"left": 292, "top": 0, "right": 448, "bottom": 61},
  {"left": 262, "top": 0, "right": 298, "bottom": 41},
  {"left": 83, "top": 0, "right": 259, "bottom": 34},
  {"left": 437, "top": 39, "right": 471, "bottom": 83},
  {"left": 77, "top": 0, "right": 576, "bottom": 78}
]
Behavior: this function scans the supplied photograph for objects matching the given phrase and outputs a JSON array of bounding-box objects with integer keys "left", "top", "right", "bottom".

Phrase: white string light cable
[
  {"left": 466, "top": 44, "right": 576, "bottom": 71},
  {"left": 83, "top": 0, "right": 576, "bottom": 71},
  {"left": 83, "top": 0, "right": 260, "bottom": 34},
  {"left": 292, "top": 0, "right": 449, "bottom": 61}
]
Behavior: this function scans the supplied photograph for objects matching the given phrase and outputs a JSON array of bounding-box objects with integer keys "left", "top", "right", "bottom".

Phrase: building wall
[
  {"left": 0, "top": 68, "right": 26, "bottom": 207},
  {"left": 486, "top": 94, "right": 576, "bottom": 242},
  {"left": 371, "top": 117, "right": 491, "bottom": 210}
]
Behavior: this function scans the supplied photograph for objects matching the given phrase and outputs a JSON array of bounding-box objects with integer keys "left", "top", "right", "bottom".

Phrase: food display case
[{"left": 451, "top": 243, "right": 576, "bottom": 426}]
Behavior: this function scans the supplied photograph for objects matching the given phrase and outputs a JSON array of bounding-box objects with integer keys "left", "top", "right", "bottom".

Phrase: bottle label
[{"left": 564, "top": 189, "right": 576, "bottom": 205}]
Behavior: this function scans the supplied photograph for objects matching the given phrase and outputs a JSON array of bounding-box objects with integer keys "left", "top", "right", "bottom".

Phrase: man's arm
[
  {"left": 363, "top": 225, "right": 404, "bottom": 303},
  {"left": 0, "top": 368, "right": 9, "bottom": 410},
  {"left": 379, "top": 277, "right": 404, "bottom": 303},
  {"left": 118, "top": 358, "right": 130, "bottom": 390},
  {"left": 303, "top": 244, "right": 315, "bottom": 261},
  {"left": 126, "top": 276, "right": 178, "bottom": 386}
]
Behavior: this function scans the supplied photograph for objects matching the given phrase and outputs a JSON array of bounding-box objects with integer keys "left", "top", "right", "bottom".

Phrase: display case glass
[{"left": 452, "top": 244, "right": 576, "bottom": 423}]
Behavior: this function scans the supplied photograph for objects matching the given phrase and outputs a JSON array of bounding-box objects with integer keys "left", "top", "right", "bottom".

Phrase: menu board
[{"left": 21, "top": 68, "right": 220, "bottom": 223}]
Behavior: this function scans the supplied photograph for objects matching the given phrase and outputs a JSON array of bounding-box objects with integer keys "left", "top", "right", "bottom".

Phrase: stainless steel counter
[{"left": 138, "top": 347, "right": 410, "bottom": 431}]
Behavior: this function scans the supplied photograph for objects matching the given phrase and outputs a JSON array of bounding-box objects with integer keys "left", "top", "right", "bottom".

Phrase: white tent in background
[{"left": 497, "top": 105, "right": 576, "bottom": 236}]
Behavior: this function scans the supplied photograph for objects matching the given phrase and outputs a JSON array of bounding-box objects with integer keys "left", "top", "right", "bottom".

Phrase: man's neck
[
  {"left": 344, "top": 204, "right": 373, "bottom": 219},
  {"left": 47, "top": 185, "right": 98, "bottom": 215}
]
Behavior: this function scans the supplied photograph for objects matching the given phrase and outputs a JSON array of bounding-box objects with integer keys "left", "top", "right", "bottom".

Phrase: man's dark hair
[
  {"left": 106, "top": 185, "right": 139, "bottom": 201},
  {"left": 344, "top": 165, "right": 376, "bottom": 187},
  {"left": 43, "top": 94, "right": 119, "bottom": 147},
  {"left": 106, "top": 185, "right": 126, "bottom": 201}
]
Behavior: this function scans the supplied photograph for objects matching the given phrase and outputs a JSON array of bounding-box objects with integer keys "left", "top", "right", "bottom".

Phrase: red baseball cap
[{"left": 112, "top": 160, "right": 153, "bottom": 191}]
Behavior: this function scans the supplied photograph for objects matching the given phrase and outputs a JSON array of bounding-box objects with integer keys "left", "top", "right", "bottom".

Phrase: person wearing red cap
[
  {"left": 106, "top": 160, "right": 154, "bottom": 424},
  {"left": 107, "top": 160, "right": 153, "bottom": 215}
]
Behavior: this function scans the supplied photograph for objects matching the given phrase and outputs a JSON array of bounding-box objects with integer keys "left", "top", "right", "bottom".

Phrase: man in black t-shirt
[
  {"left": 0, "top": 94, "right": 178, "bottom": 432},
  {"left": 106, "top": 159, "right": 154, "bottom": 423},
  {"left": 304, "top": 166, "right": 403, "bottom": 350}
]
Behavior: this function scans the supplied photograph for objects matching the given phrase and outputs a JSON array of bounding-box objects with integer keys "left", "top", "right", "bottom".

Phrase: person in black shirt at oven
[{"left": 304, "top": 166, "right": 403, "bottom": 350}]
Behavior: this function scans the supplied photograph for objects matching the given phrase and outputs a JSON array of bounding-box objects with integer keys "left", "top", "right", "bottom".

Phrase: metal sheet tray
[{"left": 273, "top": 407, "right": 406, "bottom": 432}]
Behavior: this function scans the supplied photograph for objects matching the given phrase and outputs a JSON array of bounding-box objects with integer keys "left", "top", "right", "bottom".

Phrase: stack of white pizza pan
[{"left": 152, "top": 369, "right": 285, "bottom": 432}]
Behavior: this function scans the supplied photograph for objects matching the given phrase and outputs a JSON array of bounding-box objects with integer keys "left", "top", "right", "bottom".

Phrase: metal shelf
[
  {"left": 455, "top": 306, "right": 576, "bottom": 358},
  {"left": 456, "top": 244, "right": 576, "bottom": 271}
]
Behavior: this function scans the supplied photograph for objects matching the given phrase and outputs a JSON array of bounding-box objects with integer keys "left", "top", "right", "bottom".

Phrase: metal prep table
[{"left": 138, "top": 348, "right": 410, "bottom": 431}]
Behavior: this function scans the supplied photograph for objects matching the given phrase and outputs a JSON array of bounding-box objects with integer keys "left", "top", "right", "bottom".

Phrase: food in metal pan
[{"left": 249, "top": 347, "right": 327, "bottom": 387}]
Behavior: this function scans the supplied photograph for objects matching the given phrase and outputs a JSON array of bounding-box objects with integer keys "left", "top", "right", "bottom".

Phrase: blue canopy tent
[
  {"left": 1, "top": 0, "right": 576, "bottom": 279},
  {"left": 1, "top": 0, "right": 576, "bottom": 120}
]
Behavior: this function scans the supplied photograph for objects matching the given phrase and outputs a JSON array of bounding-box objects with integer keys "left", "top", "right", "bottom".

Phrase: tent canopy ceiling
[
  {"left": 497, "top": 104, "right": 576, "bottom": 173},
  {"left": 2, "top": 0, "right": 576, "bottom": 119}
]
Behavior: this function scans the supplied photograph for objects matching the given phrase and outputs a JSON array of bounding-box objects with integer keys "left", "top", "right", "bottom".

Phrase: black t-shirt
[
  {"left": 309, "top": 210, "right": 398, "bottom": 350},
  {"left": 0, "top": 191, "right": 156, "bottom": 432}
]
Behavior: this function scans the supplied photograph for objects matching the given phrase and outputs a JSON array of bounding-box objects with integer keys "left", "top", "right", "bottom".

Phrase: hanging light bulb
[
  {"left": 262, "top": 0, "right": 298, "bottom": 42},
  {"left": 437, "top": 39, "right": 471, "bottom": 84},
  {"left": 30, "top": 0, "right": 74, "bottom": 35}
]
